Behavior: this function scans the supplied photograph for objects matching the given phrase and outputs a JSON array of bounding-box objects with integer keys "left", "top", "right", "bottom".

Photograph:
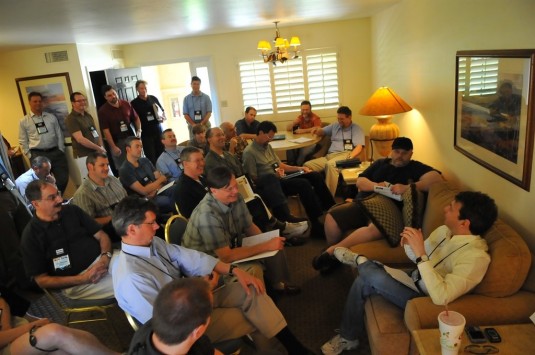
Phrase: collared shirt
[
  {"left": 98, "top": 100, "right": 139, "bottom": 140},
  {"left": 322, "top": 122, "right": 365, "bottom": 153},
  {"left": 183, "top": 193, "right": 253, "bottom": 256},
  {"left": 18, "top": 111, "right": 65, "bottom": 157},
  {"left": 71, "top": 176, "right": 127, "bottom": 218},
  {"left": 156, "top": 147, "right": 185, "bottom": 182},
  {"left": 235, "top": 118, "right": 259, "bottom": 136},
  {"left": 128, "top": 320, "right": 214, "bottom": 355},
  {"left": 15, "top": 168, "right": 39, "bottom": 198},
  {"left": 66, "top": 110, "right": 100, "bottom": 158},
  {"left": 111, "top": 237, "right": 217, "bottom": 324},
  {"left": 119, "top": 158, "right": 157, "bottom": 194},
  {"left": 20, "top": 204, "right": 102, "bottom": 278},
  {"left": 182, "top": 92, "right": 212, "bottom": 123},
  {"left": 404, "top": 225, "right": 490, "bottom": 305},
  {"left": 242, "top": 140, "right": 281, "bottom": 179},
  {"left": 205, "top": 150, "right": 244, "bottom": 177},
  {"left": 291, "top": 113, "right": 322, "bottom": 129}
]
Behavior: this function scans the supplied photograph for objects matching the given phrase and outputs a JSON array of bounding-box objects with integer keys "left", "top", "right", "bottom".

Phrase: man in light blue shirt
[
  {"left": 304, "top": 106, "right": 365, "bottom": 196},
  {"left": 111, "top": 196, "right": 313, "bottom": 353},
  {"left": 183, "top": 76, "right": 212, "bottom": 139},
  {"left": 155, "top": 129, "right": 184, "bottom": 182}
]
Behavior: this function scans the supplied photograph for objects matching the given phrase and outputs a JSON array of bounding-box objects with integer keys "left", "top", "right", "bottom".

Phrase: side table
[{"left": 412, "top": 323, "right": 535, "bottom": 354}]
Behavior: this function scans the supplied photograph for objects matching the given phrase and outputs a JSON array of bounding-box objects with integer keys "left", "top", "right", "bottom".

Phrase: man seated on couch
[
  {"left": 313, "top": 137, "right": 442, "bottom": 274},
  {"left": 320, "top": 191, "right": 498, "bottom": 355}
]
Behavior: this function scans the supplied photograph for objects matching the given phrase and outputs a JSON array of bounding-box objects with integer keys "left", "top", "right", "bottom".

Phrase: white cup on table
[{"left": 438, "top": 310, "right": 466, "bottom": 355}]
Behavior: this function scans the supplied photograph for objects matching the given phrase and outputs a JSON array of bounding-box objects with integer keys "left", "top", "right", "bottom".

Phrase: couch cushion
[
  {"left": 473, "top": 219, "right": 531, "bottom": 297},
  {"left": 422, "top": 181, "right": 458, "bottom": 237},
  {"left": 402, "top": 183, "right": 425, "bottom": 229}
]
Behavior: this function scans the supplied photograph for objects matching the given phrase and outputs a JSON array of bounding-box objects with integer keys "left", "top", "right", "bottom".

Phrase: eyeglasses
[
  {"left": 39, "top": 191, "right": 61, "bottom": 201},
  {"left": 217, "top": 185, "right": 238, "bottom": 193},
  {"left": 138, "top": 221, "right": 158, "bottom": 226},
  {"left": 74, "top": 99, "right": 87, "bottom": 103},
  {"left": 464, "top": 345, "right": 499, "bottom": 354}
]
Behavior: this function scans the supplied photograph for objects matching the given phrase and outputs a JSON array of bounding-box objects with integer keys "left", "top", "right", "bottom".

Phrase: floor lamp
[{"left": 358, "top": 87, "right": 413, "bottom": 158}]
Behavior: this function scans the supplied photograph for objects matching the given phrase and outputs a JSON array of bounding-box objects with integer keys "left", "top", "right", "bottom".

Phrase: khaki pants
[{"left": 304, "top": 151, "right": 348, "bottom": 196}]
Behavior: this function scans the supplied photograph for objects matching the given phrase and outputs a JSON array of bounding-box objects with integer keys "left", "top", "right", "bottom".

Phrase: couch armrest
[{"left": 404, "top": 291, "right": 535, "bottom": 331}]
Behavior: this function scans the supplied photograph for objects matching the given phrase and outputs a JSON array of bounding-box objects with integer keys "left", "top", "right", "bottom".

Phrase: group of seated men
[{"left": 10, "top": 101, "right": 501, "bottom": 354}]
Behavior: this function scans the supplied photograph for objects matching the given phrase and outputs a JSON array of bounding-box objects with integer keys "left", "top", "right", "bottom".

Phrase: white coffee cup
[{"left": 438, "top": 310, "right": 466, "bottom": 355}]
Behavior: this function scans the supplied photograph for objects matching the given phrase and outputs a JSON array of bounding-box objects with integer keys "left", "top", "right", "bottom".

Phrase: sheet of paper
[
  {"left": 234, "top": 230, "right": 280, "bottom": 264},
  {"left": 157, "top": 181, "right": 175, "bottom": 194},
  {"left": 374, "top": 185, "right": 402, "bottom": 201},
  {"left": 381, "top": 264, "right": 419, "bottom": 293},
  {"left": 289, "top": 137, "right": 313, "bottom": 144}
]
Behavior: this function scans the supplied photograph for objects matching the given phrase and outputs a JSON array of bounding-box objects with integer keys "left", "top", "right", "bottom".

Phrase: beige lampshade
[{"left": 359, "top": 87, "right": 412, "bottom": 117}]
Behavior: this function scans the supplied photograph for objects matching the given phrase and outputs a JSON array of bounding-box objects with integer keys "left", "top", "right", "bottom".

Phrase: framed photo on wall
[
  {"left": 15, "top": 72, "right": 73, "bottom": 141},
  {"left": 454, "top": 49, "right": 535, "bottom": 191}
]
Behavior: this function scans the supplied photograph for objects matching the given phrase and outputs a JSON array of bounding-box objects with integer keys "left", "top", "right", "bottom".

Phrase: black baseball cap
[{"left": 391, "top": 137, "right": 413, "bottom": 151}]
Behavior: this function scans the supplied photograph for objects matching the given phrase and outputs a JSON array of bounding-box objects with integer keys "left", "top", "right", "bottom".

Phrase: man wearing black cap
[{"left": 312, "top": 137, "right": 443, "bottom": 274}]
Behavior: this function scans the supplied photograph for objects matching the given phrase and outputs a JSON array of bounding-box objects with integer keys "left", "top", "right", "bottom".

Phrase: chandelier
[{"left": 257, "top": 21, "right": 301, "bottom": 65}]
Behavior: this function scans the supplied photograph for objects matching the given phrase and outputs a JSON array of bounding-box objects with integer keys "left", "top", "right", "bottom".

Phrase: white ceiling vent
[{"left": 44, "top": 50, "right": 68, "bottom": 63}]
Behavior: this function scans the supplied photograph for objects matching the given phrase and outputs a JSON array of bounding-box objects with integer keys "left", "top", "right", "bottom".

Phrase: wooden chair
[{"left": 164, "top": 214, "right": 188, "bottom": 245}]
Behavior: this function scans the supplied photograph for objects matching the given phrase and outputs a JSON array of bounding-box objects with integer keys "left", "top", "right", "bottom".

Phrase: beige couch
[{"left": 350, "top": 181, "right": 535, "bottom": 355}]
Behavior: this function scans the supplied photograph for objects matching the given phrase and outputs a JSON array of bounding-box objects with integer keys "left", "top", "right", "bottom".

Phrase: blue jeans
[{"left": 339, "top": 260, "right": 421, "bottom": 340}]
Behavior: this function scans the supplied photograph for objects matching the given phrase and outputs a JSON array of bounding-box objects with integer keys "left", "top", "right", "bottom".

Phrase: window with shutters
[
  {"left": 457, "top": 57, "right": 499, "bottom": 96},
  {"left": 239, "top": 51, "right": 339, "bottom": 114}
]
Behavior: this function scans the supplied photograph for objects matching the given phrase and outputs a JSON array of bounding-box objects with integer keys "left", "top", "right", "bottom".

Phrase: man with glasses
[
  {"left": 112, "top": 196, "right": 314, "bottom": 354},
  {"left": 242, "top": 121, "right": 335, "bottom": 238},
  {"left": 18, "top": 92, "right": 69, "bottom": 193},
  {"left": 20, "top": 180, "right": 115, "bottom": 300},
  {"left": 15, "top": 155, "right": 55, "bottom": 201},
  {"left": 320, "top": 191, "right": 498, "bottom": 355},
  {"left": 156, "top": 129, "right": 185, "bottom": 183},
  {"left": 66, "top": 92, "right": 106, "bottom": 180},
  {"left": 183, "top": 166, "right": 301, "bottom": 296},
  {"left": 304, "top": 106, "right": 365, "bottom": 196}
]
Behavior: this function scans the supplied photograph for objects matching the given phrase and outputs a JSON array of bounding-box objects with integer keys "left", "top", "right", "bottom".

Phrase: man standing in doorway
[
  {"left": 183, "top": 76, "right": 212, "bottom": 139},
  {"left": 131, "top": 80, "right": 166, "bottom": 164},
  {"left": 98, "top": 85, "right": 142, "bottom": 173},
  {"left": 18, "top": 92, "right": 69, "bottom": 193}
]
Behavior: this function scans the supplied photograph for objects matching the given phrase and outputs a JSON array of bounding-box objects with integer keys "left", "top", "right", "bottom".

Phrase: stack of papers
[
  {"left": 234, "top": 230, "right": 280, "bottom": 263},
  {"left": 288, "top": 137, "right": 313, "bottom": 144}
]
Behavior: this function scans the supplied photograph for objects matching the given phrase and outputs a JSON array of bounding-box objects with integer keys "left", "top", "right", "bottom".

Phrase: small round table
[{"left": 269, "top": 132, "right": 321, "bottom": 152}]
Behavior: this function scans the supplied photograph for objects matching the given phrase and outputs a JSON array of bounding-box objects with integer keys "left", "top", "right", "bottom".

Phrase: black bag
[{"left": 335, "top": 158, "right": 361, "bottom": 168}]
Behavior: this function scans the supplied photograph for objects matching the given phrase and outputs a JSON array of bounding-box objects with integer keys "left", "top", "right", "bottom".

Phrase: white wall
[{"left": 371, "top": 0, "right": 535, "bottom": 250}]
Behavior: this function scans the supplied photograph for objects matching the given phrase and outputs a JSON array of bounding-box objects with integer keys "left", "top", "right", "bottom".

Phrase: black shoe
[
  {"left": 284, "top": 236, "right": 307, "bottom": 247},
  {"left": 312, "top": 252, "right": 341, "bottom": 275},
  {"left": 273, "top": 282, "right": 301, "bottom": 296}
]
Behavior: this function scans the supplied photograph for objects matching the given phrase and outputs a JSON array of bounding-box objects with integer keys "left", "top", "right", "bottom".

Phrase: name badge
[
  {"left": 147, "top": 111, "right": 155, "bottom": 121},
  {"left": 120, "top": 121, "right": 128, "bottom": 132},
  {"left": 343, "top": 139, "right": 353, "bottom": 151},
  {"left": 90, "top": 126, "right": 99, "bottom": 138},
  {"left": 35, "top": 121, "right": 49, "bottom": 135},
  {"left": 53, "top": 254, "right": 71, "bottom": 271},
  {"left": 142, "top": 176, "right": 150, "bottom": 185},
  {"left": 194, "top": 110, "right": 202, "bottom": 123}
]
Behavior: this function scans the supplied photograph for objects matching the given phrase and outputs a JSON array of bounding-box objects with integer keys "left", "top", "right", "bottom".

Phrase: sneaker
[
  {"left": 333, "top": 247, "right": 359, "bottom": 267},
  {"left": 281, "top": 221, "right": 309, "bottom": 238},
  {"left": 285, "top": 214, "right": 308, "bottom": 223},
  {"left": 321, "top": 334, "right": 359, "bottom": 355}
]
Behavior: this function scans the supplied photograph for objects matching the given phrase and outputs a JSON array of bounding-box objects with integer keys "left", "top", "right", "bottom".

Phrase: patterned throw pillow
[
  {"left": 357, "top": 194, "right": 403, "bottom": 247},
  {"left": 357, "top": 184, "right": 423, "bottom": 247},
  {"left": 402, "top": 183, "right": 425, "bottom": 229}
]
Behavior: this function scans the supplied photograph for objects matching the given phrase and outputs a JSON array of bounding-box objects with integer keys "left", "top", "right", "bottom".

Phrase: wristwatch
[
  {"left": 416, "top": 254, "right": 429, "bottom": 265},
  {"left": 228, "top": 264, "right": 238, "bottom": 276},
  {"left": 101, "top": 251, "right": 112, "bottom": 259}
]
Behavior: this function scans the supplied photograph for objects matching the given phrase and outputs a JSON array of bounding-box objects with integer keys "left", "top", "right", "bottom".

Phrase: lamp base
[{"left": 369, "top": 117, "right": 399, "bottom": 158}]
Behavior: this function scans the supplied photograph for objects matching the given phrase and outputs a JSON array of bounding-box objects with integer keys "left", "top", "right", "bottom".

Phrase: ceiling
[{"left": 0, "top": 0, "right": 399, "bottom": 52}]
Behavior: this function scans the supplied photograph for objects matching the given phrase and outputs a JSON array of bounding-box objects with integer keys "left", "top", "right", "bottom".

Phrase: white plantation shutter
[
  {"left": 239, "top": 61, "right": 273, "bottom": 114},
  {"left": 306, "top": 53, "right": 339, "bottom": 109},
  {"left": 238, "top": 51, "right": 340, "bottom": 114},
  {"left": 273, "top": 58, "right": 305, "bottom": 112}
]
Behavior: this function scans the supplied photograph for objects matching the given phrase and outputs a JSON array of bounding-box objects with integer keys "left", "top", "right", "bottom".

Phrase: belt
[{"left": 31, "top": 147, "right": 58, "bottom": 153}]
